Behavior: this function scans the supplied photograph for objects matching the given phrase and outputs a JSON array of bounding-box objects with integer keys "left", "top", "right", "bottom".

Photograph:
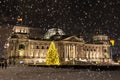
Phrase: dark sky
[{"left": 0, "top": 0, "right": 120, "bottom": 39}]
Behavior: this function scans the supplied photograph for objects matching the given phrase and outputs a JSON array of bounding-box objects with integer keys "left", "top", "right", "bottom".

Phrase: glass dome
[{"left": 44, "top": 28, "right": 65, "bottom": 39}]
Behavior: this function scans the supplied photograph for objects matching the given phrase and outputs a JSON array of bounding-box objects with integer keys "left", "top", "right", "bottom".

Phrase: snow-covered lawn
[{"left": 0, "top": 66, "right": 119, "bottom": 80}]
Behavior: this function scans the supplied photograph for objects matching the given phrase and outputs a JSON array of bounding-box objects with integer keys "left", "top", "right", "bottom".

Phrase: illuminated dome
[{"left": 44, "top": 28, "right": 65, "bottom": 39}]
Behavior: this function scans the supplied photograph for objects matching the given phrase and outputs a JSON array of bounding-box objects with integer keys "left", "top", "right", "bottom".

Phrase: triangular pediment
[{"left": 63, "top": 36, "right": 83, "bottom": 42}]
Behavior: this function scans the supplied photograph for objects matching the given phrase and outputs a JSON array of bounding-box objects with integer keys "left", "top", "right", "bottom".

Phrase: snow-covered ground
[{"left": 0, "top": 66, "right": 120, "bottom": 80}]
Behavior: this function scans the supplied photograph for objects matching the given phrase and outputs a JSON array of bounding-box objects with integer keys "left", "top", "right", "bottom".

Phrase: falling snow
[
  {"left": 0, "top": 0, "right": 120, "bottom": 80},
  {"left": 0, "top": 66, "right": 119, "bottom": 80},
  {"left": 0, "top": 0, "right": 120, "bottom": 39}
]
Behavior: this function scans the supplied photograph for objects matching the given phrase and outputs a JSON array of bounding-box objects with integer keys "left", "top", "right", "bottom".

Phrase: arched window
[
  {"left": 19, "top": 44, "right": 25, "bottom": 50},
  {"left": 104, "top": 49, "right": 107, "bottom": 53},
  {"left": 46, "top": 46, "right": 49, "bottom": 49},
  {"left": 36, "top": 46, "right": 39, "bottom": 49},
  {"left": 41, "top": 46, "right": 44, "bottom": 49}
]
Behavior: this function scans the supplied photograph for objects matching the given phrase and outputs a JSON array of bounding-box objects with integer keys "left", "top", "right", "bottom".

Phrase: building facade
[{"left": 6, "top": 26, "right": 112, "bottom": 65}]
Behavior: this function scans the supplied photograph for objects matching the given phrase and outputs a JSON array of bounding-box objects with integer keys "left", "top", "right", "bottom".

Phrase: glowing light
[
  {"left": 19, "top": 50, "right": 24, "bottom": 57},
  {"left": 105, "top": 53, "right": 109, "bottom": 58},
  {"left": 46, "top": 41, "right": 60, "bottom": 65},
  {"left": 17, "top": 18, "right": 23, "bottom": 22},
  {"left": 70, "top": 49, "right": 74, "bottom": 54},
  {"left": 110, "top": 39, "right": 115, "bottom": 46}
]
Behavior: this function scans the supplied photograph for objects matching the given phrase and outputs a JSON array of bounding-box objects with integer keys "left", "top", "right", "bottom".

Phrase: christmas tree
[{"left": 46, "top": 41, "right": 60, "bottom": 65}]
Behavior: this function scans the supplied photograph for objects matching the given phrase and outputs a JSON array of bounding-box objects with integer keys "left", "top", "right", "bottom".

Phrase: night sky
[{"left": 0, "top": 0, "right": 120, "bottom": 39}]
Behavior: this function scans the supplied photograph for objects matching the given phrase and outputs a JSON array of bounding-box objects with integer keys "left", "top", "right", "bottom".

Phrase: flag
[{"left": 17, "top": 18, "right": 22, "bottom": 22}]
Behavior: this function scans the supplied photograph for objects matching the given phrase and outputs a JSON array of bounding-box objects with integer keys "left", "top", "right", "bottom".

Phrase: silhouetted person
[
  {"left": 1, "top": 61, "right": 4, "bottom": 69},
  {"left": 4, "top": 59, "right": 7, "bottom": 69}
]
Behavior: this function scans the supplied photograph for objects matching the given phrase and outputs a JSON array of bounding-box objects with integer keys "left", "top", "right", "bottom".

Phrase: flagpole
[
  {"left": 110, "top": 45, "right": 113, "bottom": 60},
  {"left": 110, "top": 39, "right": 114, "bottom": 61}
]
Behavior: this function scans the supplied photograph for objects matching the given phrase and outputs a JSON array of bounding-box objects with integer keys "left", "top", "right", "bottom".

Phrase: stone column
[
  {"left": 73, "top": 45, "right": 75, "bottom": 59},
  {"left": 38, "top": 49, "right": 40, "bottom": 58},
  {"left": 76, "top": 45, "right": 78, "bottom": 60},
  {"left": 100, "top": 46, "right": 102, "bottom": 62},
  {"left": 24, "top": 42, "right": 27, "bottom": 58},
  {"left": 64, "top": 44, "right": 66, "bottom": 60},
  {"left": 95, "top": 51, "right": 97, "bottom": 61},
  {"left": 89, "top": 50, "right": 93, "bottom": 60},
  {"left": 29, "top": 42, "right": 32, "bottom": 58},
  {"left": 80, "top": 46, "right": 83, "bottom": 59},
  {"left": 27, "top": 42, "right": 30, "bottom": 58},
  {"left": 68, "top": 44, "right": 71, "bottom": 60},
  {"left": 65, "top": 44, "right": 68, "bottom": 61},
  {"left": 13, "top": 41, "right": 16, "bottom": 57},
  {"left": 66, "top": 45, "right": 69, "bottom": 59}
]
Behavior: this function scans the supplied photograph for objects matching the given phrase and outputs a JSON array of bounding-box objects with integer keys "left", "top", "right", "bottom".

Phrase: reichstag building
[{"left": 6, "top": 26, "right": 112, "bottom": 65}]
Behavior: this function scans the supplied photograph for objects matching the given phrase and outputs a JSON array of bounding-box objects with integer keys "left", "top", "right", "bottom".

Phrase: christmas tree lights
[{"left": 46, "top": 41, "right": 60, "bottom": 65}]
